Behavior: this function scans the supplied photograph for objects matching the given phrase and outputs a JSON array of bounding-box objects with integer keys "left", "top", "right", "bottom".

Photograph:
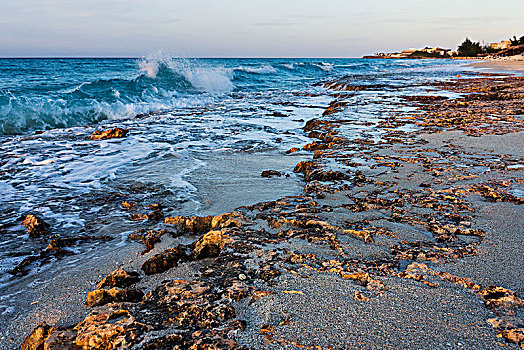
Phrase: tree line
[{"left": 457, "top": 35, "right": 524, "bottom": 57}]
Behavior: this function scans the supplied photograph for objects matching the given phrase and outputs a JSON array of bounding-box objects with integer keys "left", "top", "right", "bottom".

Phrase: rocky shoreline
[{"left": 19, "top": 74, "right": 524, "bottom": 349}]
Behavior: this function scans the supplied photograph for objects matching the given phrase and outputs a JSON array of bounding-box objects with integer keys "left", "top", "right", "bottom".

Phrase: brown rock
[
  {"left": 164, "top": 215, "right": 213, "bottom": 233},
  {"left": 96, "top": 268, "right": 140, "bottom": 289},
  {"left": 191, "top": 230, "right": 230, "bottom": 260},
  {"left": 211, "top": 212, "right": 251, "bottom": 229},
  {"left": 141, "top": 246, "right": 187, "bottom": 275},
  {"left": 21, "top": 215, "right": 50, "bottom": 238},
  {"left": 261, "top": 170, "right": 281, "bottom": 177},
  {"left": 285, "top": 147, "right": 299, "bottom": 154},
  {"left": 89, "top": 127, "right": 129, "bottom": 140},
  {"left": 85, "top": 288, "right": 144, "bottom": 307},
  {"left": 500, "top": 328, "right": 524, "bottom": 346},
  {"left": 293, "top": 161, "right": 316, "bottom": 174},
  {"left": 74, "top": 305, "right": 149, "bottom": 349},
  {"left": 21, "top": 322, "right": 55, "bottom": 350}
]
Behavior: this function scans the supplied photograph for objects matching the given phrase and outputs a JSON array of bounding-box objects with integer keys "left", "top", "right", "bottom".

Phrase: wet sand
[{"left": 13, "top": 74, "right": 524, "bottom": 349}]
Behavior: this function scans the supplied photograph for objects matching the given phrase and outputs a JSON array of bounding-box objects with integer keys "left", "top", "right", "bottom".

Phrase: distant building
[
  {"left": 490, "top": 40, "right": 511, "bottom": 50},
  {"left": 401, "top": 49, "right": 418, "bottom": 55},
  {"left": 421, "top": 47, "right": 450, "bottom": 56}
]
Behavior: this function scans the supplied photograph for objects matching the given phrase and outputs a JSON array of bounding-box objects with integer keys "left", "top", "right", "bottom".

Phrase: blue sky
[{"left": 0, "top": 0, "right": 523, "bottom": 57}]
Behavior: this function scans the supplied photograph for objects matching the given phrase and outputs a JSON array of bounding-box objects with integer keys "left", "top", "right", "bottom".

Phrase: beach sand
[{"left": 468, "top": 56, "right": 524, "bottom": 73}]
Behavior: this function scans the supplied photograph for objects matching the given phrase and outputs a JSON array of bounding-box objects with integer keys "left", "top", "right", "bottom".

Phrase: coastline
[
  {"left": 12, "top": 67, "right": 524, "bottom": 349},
  {"left": 467, "top": 57, "right": 524, "bottom": 73}
]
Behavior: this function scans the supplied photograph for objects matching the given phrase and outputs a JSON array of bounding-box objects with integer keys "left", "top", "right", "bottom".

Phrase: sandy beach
[
  {"left": 468, "top": 56, "right": 524, "bottom": 73},
  {"left": 11, "top": 69, "right": 524, "bottom": 350}
]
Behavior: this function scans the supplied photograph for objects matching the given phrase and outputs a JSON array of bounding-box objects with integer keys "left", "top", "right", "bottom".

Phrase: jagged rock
[
  {"left": 46, "top": 235, "right": 112, "bottom": 250},
  {"left": 141, "top": 246, "right": 187, "bottom": 275},
  {"left": 500, "top": 328, "right": 524, "bottom": 347},
  {"left": 293, "top": 161, "right": 316, "bottom": 174},
  {"left": 261, "top": 170, "right": 281, "bottom": 177},
  {"left": 164, "top": 215, "right": 213, "bottom": 233},
  {"left": 97, "top": 268, "right": 141, "bottom": 289},
  {"left": 21, "top": 322, "right": 55, "bottom": 350},
  {"left": 85, "top": 288, "right": 144, "bottom": 307},
  {"left": 74, "top": 305, "right": 149, "bottom": 349},
  {"left": 21, "top": 214, "right": 50, "bottom": 237},
  {"left": 211, "top": 212, "right": 252, "bottom": 229},
  {"left": 142, "top": 280, "right": 235, "bottom": 329},
  {"left": 191, "top": 230, "right": 230, "bottom": 260},
  {"left": 89, "top": 127, "right": 129, "bottom": 140},
  {"left": 305, "top": 169, "right": 350, "bottom": 182}
]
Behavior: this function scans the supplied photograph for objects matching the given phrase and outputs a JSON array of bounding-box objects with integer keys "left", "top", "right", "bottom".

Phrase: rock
[
  {"left": 21, "top": 214, "right": 50, "bottom": 237},
  {"left": 96, "top": 268, "right": 140, "bottom": 289},
  {"left": 89, "top": 127, "right": 129, "bottom": 140},
  {"left": 43, "top": 329, "right": 80, "bottom": 350},
  {"left": 285, "top": 147, "right": 299, "bottom": 154},
  {"left": 141, "top": 246, "right": 187, "bottom": 275},
  {"left": 85, "top": 288, "right": 144, "bottom": 307},
  {"left": 46, "top": 235, "right": 112, "bottom": 250},
  {"left": 211, "top": 212, "right": 251, "bottom": 229},
  {"left": 305, "top": 169, "right": 350, "bottom": 182},
  {"left": 293, "top": 161, "right": 316, "bottom": 173},
  {"left": 74, "top": 305, "right": 149, "bottom": 349},
  {"left": 261, "top": 170, "right": 281, "bottom": 177},
  {"left": 21, "top": 322, "right": 55, "bottom": 350},
  {"left": 191, "top": 230, "right": 230, "bottom": 260},
  {"left": 500, "top": 328, "right": 524, "bottom": 346},
  {"left": 164, "top": 215, "right": 213, "bottom": 233}
]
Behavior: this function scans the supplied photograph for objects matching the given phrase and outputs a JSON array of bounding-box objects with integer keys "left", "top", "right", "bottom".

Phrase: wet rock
[
  {"left": 500, "top": 328, "right": 524, "bottom": 347},
  {"left": 293, "top": 161, "right": 316, "bottom": 174},
  {"left": 305, "top": 169, "right": 350, "bottom": 182},
  {"left": 85, "top": 288, "right": 144, "bottom": 307},
  {"left": 21, "top": 322, "right": 55, "bottom": 350},
  {"left": 121, "top": 201, "right": 136, "bottom": 209},
  {"left": 21, "top": 214, "right": 50, "bottom": 237},
  {"left": 141, "top": 246, "right": 187, "bottom": 275},
  {"left": 96, "top": 268, "right": 140, "bottom": 289},
  {"left": 164, "top": 215, "right": 213, "bottom": 233},
  {"left": 46, "top": 235, "right": 112, "bottom": 250},
  {"left": 261, "top": 170, "right": 282, "bottom": 177},
  {"left": 285, "top": 147, "right": 300, "bottom": 154},
  {"left": 211, "top": 212, "right": 252, "bottom": 229},
  {"left": 129, "top": 229, "right": 169, "bottom": 254},
  {"left": 191, "top": 230, "right": 230, "bottom": 260},
  {"left": 89, "top": 127, "right": 129, "bottom": 140}
]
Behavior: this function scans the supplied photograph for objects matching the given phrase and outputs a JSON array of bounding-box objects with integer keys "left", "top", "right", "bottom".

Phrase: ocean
[{"left": 0, "top": 56, "right": 471, "bottom": 319}]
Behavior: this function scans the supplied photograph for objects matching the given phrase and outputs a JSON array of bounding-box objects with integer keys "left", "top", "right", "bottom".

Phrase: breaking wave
[{"left": 0, "top": 54, "right": 235, "bottom": 135}]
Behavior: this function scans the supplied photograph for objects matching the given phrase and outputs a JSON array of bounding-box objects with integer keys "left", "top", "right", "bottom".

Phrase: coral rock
[
  {"left": 89, "top": 127, "right": 129, "bottom": 140},
  {"left": 97, "top": 268, "right": 141, "bottom": 289},
  {"left": 21, "top": 214, "right": 50, "bottom": 237},
  {"left": 141, "top": 246, "right": 187, "bottom": 275},
  {"left": 85, "top": 288, "right": 144, "bottom": 307},
  {"left": 164, "top": 215, "right": 213, "bottom": 233},
  {"left": 191, "top": 230, "right": 230, "bottom": 260},
  {"left": 21, "top": 322, "right": 55, "bottom": 350}
]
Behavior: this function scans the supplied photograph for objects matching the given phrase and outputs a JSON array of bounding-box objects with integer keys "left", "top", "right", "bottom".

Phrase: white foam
[{"left": 235, "top": 65, "right": 277, "bottom": 74}]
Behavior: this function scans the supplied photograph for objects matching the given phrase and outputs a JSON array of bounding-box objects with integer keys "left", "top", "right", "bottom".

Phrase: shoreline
[
  {"left": 466, "top": 58, "right": 524, "bottom": 74},
  {"left": 13, "top": 70, "right": 524, "bottom": 349}
]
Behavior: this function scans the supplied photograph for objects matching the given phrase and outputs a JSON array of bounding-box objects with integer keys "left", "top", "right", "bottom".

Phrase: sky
[{"left": 0, "top": 0, "right": 523, "bottom": 57}]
